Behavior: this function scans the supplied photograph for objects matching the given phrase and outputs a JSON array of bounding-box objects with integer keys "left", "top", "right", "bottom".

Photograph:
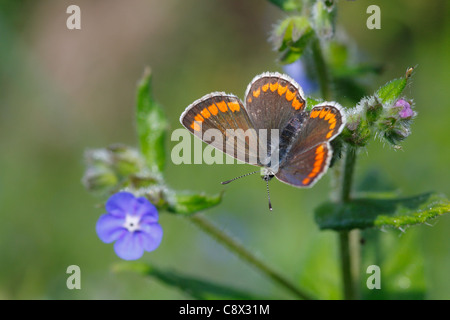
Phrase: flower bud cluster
[{"left": 342, "top": 96, "right": 416, "bottom": 149}]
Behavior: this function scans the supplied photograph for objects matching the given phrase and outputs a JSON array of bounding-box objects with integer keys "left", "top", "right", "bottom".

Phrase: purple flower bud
[{"left": 394, "top": 99, "right": 414, "bottom": 118}]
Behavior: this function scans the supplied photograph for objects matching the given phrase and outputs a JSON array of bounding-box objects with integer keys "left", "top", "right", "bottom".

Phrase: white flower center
[{"left": 123, "top": 214, "right": 141, "bottom": 232}]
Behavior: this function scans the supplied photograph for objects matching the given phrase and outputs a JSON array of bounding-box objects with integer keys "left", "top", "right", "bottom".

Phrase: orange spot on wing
[
  {"left": 312, "top": 165, "right": 321, "bottom": 174},
  {"left": 315, "top": 152, "right": 324, "bottom": 161},
  {"left": 325, "top": 111, "right": 334, "bottom": 121},
  {"left": 326, "top": 131, "right": 333, "bottom": 139},
  {"left": 216, "top": 101, "right": 228, "bottom": 113},
  {"left": 208, "top": 104, "right": 218, "bottom": 116},
  {"left": 329, "top": 122, "right": 336, "bottom": 129},
  {"left": 191, "top": 122, "right": 201, "bottom": 131},
  {"left": 270, "top": 82, "right": 278, "bottom": 92},
  {"left": 277, "top": 85, "right": 287, "bottom": 96},
  {"left": 319, "top": 108, "right": 328, "bottom": 118},
  {"left": 247, "top": 97, "right": 252, "bottom": 103},
  {"left": 285, "top": 89, "right": 295, "bottom": 101},
  {"left": 292, "top": 97, "right": 304, "bottom": 110},
  {"left": 253, "top": 88, "right": 261, "bottom": 98},
  {"left": 262, "top": 83, "right": 269, "bottom": 92},
  {"left": 194, "top": 114, "right": 204, "bottom": 122},
  {"left": 311, "top": 110, "right": 320, "bottom": 118},
  {"left": 328, "top": 115, "right": 336, "bottom": 123},
  {"left": 306, "top": 144, "right": 328, "bottom": 180},
  {"left": 201, "top": 108, "right": 211, "bottom": 119},
  {"left": 302, "top": 178, "right": 310, "bottom": 185},
  {"left": 228, "top": 101, "right": 240, "bottom": 112}
]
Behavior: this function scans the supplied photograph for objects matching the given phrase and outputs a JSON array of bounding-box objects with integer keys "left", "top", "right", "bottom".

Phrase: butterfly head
[
  {"left": 260, "top": 167, "right": 275, "bottom": 182},
  {"left": 260, "top": 168, "right": 275, "bottom": 211}
]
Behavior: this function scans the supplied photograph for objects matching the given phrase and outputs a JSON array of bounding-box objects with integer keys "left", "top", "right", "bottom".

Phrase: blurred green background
[{"left": 0, "top": 0, "right": 448, "bottom": 299}]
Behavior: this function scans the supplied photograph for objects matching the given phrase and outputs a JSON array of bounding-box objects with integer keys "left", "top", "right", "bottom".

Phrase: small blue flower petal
[
  {"left": 98, "top": 192, "right": 163, "bottom": 260},
  {"left": 105, "top": 192, "right": 136, "bottom": 217},
  {"left": 140, "top": 212, "right": 160, "bottom": 226},
  {"left": 96, "top": 213, "right": 127, "bottom": 243},
  {"left": 134, "top": 196, "right": 159, "bottom": 221},
  {"left": 114, "top": 232, "right": 145, "bottom": 260},
  {"left": 139, "top": 223, "right": 163, "bottom": 252}
]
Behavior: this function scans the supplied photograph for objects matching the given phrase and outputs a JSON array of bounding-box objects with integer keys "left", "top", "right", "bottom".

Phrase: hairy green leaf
[
  {"left": 113, "top": 262, "right": 264, "bottom": 300},
  {"left": 376, "top": 67, "right": 414, "bottom": 105},
  {"left": 315, "top": 192, "right": 450, "bottom": 231},
  {"left": 136, "top": 67, "right": 168, "bottom": 174},
  {"left": 272, "top": 17, "right": 314, "bottom": 64}
]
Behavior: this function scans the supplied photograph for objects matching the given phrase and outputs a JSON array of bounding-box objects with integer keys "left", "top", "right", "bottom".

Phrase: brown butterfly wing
[
  {"left": 276, "top": 102, "right": 346, "bottom": 187},
  {"left": 180, "top": 92, "right": 263, "bottom": 165}
]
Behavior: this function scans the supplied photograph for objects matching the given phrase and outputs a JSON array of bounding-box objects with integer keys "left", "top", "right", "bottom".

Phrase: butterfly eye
[{"left": 261, "top": 173, "right": 275, "bottom": 182}]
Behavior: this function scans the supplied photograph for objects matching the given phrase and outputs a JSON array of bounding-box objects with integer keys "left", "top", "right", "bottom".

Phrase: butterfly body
[{"left": 180, "top": 72, "right": 346, "bottom": 188}]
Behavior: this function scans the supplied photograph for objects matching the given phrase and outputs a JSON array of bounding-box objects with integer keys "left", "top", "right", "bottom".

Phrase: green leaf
[
  {"left": 113, "top": 262, "right": 264, "bottom": 300},
  {"left": 375, "top": 67, "right": 414, "bottom": 105},
  {"left": 136, "top": 67, "right": 168, "bottom": 174},
  {"left": 306, "top": 97, "right": 322, "bottom": 109},
  {"left": 360, "top": 229, "right": 426, "bottom": 300},
  {"left": 268, "top": 0, "right": 302, "bottom": 12},
  {"left": 314, "top": 192, "right": 450, "bottom": 231},
  {"left": 272, "top": 17, "right": 314, "bottom": 64},
  {"left": 167, "top": 190, "right": 224, "bottom": 215},
  {"left": 297, "top": 234, "right": 341, "bottom": 299}
]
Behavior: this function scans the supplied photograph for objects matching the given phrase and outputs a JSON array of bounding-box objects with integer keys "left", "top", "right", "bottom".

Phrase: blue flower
[
  {"left": 96, "top": 192, "right": 163, "bottom": 260},
  {"left": 283, "top": 59, "right": 318, "bottom": 95}
]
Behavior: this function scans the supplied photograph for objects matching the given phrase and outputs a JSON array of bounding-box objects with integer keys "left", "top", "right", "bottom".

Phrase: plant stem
[
  {"left": 339, "top": 231, "right": 353, "bottom": 299},
  {"left": 311, "top": 33, "right": 360, "bottom": 299},
  {"left": 189, "top": 214, "right": 315, "bottom": 300},
  {"left": 338, "top": 146, "right": 360, "bottom": 300},
  {"left": 311, "top": 36, "right": 332, "bottom": 101},
  {"left": 340, "top": 146, "right": 356, "bottom": 202}
]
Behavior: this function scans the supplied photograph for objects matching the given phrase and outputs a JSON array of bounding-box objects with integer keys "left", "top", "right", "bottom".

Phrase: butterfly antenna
[
  {"left": 266, "top": 178, "right": 273, "bottom": 211},
  {"left": 221, "top": 171, "right": 258, "bottom": 185}
]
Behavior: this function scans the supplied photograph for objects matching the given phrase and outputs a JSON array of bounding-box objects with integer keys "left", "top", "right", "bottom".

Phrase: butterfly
[{"left": 180, "top": 72, "right": 346, "bottom": 209}]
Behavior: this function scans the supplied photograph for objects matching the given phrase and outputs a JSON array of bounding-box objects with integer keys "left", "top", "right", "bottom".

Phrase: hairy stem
[{"left": 189, "top": 214, "right": 315, "bottom": 300}]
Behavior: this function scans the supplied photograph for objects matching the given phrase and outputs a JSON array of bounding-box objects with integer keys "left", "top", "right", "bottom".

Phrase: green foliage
[
  {"left": 314, "top": 192, "right": 450, "bottom": 231},
  {"left": 136, "top": 68, "right": 168, "bottom": 174},
  {"left": 360, "top": 229, "right": 426, "bottom": 300},
  {"left": 113, "top": 262, "right": 264, "bottom": 300},
  {"left": 305, "top": 96, "right": 322, "bottom": 109},
  {"left": 268, "top": 0, "right": 302, "bottom": 12},
  {"left": 312, "top": 0, "right": 335, "bottom": 39},
  {"left": 376, "top": 68, "right": 413, "bottom": 105},
  {"left": 82, "top": 144, "right": 147, "bottom": 194},
  {"left": 327, "top": 41, "right": 381, "bottom": 104},
  {"left": 272, "top": 16, "right": 314, "bottom": 64},
  {"left": 167, "top": 191, "right": 224, "bottom": 215}
]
